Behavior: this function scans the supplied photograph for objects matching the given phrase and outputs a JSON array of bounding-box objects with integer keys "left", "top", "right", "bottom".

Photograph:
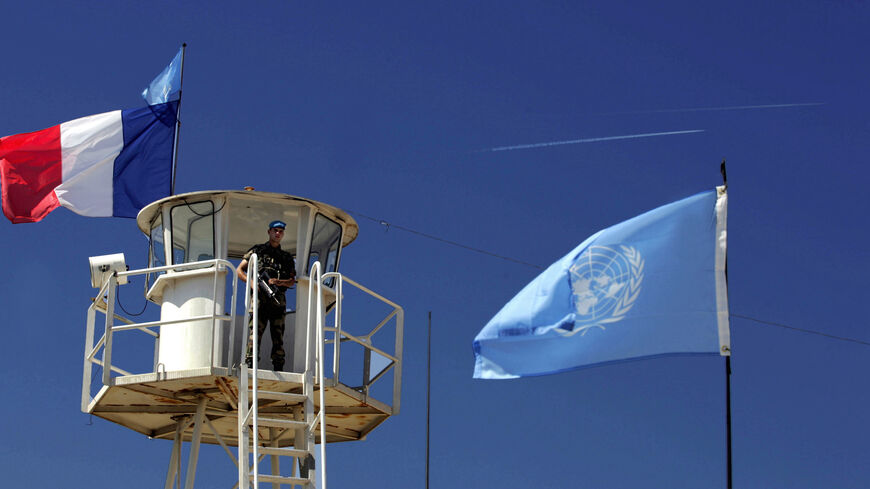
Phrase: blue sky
[{"left": 1, "top": 2, "right": 869, "bottom": 488}]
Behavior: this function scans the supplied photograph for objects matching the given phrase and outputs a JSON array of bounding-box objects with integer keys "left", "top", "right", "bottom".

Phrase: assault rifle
[{"left": 257, "top": 271, "right": 282, "bottom": 306}]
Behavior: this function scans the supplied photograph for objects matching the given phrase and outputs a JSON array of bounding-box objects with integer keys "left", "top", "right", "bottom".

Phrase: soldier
[{"left": 238, "top": 220, "right": 296, "bottom": 370}]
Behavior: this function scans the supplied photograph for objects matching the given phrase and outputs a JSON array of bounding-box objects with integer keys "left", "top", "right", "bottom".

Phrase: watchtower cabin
[{"left": 82, "top": 190, "right": 404, "bottom": 489}]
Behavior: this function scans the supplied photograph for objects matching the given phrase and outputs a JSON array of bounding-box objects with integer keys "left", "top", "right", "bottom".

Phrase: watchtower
[{"left": 82, "top": 190, "right": 404, "bottom": 489}]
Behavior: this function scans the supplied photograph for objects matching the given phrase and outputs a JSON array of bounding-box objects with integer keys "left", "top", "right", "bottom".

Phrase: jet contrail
[
  {"left": 601, "top": 102, "right": 824, "bottom": 115},
  {"left": 487, "top": 129, "right": 705, "bottom": 152}
]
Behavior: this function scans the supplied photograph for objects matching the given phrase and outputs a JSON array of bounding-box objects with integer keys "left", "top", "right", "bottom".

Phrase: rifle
[{"left": 257, "top": 271, "right": 282, "bottom": 306}]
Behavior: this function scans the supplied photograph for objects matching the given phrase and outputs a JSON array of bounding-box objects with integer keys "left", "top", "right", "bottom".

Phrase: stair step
[
  {"left": 251, "top": 389, "right": 307, "bottom": 403},
  {"left": 251, "top": 417, "right": 307, "bottom": 429},
  {"left": 252, "top": 446, "right": 310, "bottom": 458},
  {"left": 252, "top": 474, "right": 311, "bottom": 485}
]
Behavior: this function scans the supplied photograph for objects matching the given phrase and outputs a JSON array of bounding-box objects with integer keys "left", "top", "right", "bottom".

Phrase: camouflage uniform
[{"left": 244, "top": 241, "right": 296, "bottom": 370}]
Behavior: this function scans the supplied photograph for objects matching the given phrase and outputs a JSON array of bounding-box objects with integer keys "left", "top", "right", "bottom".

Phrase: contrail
[
  {"left": 487, "top": 129, "right": 704, "bottom": 152},
  {"left": 601, "top": 102, "right": 824, "bottom": 115}
]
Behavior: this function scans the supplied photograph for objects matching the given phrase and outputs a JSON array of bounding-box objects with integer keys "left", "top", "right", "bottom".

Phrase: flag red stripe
[{"left": 0, "top": 125, "right": 62, "bottom": 223}]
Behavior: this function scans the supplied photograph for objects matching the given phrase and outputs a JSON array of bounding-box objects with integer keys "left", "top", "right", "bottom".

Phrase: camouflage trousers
[{"left": 245, "top": 303, "right": 286, "bottom": 370}]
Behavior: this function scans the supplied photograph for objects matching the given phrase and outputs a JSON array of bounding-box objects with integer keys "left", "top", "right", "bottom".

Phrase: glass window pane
[
  {"left": 325, "top": 242, "right": 338, "bottom": 274},
  {"left": 307, "top": 214, "right": 342, "bottom": 286},
  {"left": 307, "top": 251, "right": 320, "bottom": 274},
  {"left": 150, "top": 215, "right": 165, "bottom": 268},
  {"left": 189, "top": 214, "right": 214, "bottom": 261},
  {"left": 171, "top": 201, "right": 215, "bottom": 265}
]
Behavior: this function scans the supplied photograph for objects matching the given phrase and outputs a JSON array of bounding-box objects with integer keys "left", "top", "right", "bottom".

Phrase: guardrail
[
  {"left": 323, "top": 272, "right": 404, "bottom": 415},
  {"left": 81, "top": 259, "right": 238, "bottom": 412},
  {"left": 310, "top": 261, "right": 328, "bottom": 489},
  {"left": 81, "top": 259, "right": 404, "bottom": 416}
]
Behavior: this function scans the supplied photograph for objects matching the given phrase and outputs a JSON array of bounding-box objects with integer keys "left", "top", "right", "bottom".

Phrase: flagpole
[
  {"left": 720, "top": 159, "right": 732, "bottom": 489},
  {"left": 426, "top": 311, "right": 432, "bottom": 489},
  {"left": 170, "top": 43, "right": 187, "bottom": 196},
  {"left": 725, "top": 355, "right": 733, "bottom": 489}
]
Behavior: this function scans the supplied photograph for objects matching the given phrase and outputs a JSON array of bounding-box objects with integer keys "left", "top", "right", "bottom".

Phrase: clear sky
[{"left": 1, "top": 2, "right": 868, "bottom": 488}]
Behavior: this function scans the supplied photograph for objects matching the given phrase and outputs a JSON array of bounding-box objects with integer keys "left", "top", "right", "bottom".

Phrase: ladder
[{"left": 237, "top": 255, "right": 328, "bottom": 489}]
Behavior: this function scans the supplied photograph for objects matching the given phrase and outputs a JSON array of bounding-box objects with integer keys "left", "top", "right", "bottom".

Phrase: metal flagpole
[
  {"left": 721, "top": 160, "right": 732, "bottom": 489},
  {"left": 726, "top": 355, "right": 733, "bottom": 489},
  {"left": 170, "top": 43, "right": 187, "bottom": 196},
  {"left": 426, "top": 311, "right": 431, "bottom": 489}
]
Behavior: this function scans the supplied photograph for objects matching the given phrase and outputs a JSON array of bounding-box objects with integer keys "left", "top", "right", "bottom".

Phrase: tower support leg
[
  {"left": 183, "top": 398, "right": 208, "bottom": 489},
  {"left": 164, "top": 421, "right": 184, "bottom": 489}
]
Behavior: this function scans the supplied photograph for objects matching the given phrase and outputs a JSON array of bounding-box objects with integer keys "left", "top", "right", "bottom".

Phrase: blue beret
[{"left": 269, "top": 220, "right": 286, "bottom": 229}]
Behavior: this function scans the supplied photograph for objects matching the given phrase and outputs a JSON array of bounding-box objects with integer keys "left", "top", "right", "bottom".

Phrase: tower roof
[{"left": 136, "top": 190, "right": 359, "bottom": 255}]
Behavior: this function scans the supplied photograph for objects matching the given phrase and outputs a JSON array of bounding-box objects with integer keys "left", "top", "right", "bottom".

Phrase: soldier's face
[{"left": 269, "top": 227, "right": 284, "bottom": 244}]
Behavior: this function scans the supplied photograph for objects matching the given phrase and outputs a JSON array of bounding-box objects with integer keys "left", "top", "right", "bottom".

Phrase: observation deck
[{"left": 82, "top": 191, "right": 403, "bottom": 451}]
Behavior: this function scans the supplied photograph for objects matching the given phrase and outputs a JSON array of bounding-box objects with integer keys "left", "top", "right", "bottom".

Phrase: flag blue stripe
[{"left": 112, "top": 101, "right": 178, "bottom": 218}]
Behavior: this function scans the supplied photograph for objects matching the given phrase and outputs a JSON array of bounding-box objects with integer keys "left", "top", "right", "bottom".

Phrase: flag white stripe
[{"left": 56, "top": 110, "right": 123, "bottom": 217}]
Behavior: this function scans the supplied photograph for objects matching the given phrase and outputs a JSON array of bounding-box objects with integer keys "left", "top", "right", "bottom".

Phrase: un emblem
[{"left": 558, "top": 245, "right": 644, "bottom": 337}]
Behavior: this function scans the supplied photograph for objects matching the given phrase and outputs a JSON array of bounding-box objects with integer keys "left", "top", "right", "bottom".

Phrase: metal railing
[
  {"left": 81, "top": 259, "right": 239, "bottom": 412},
  {"left": 322, "top": 272, "right": 404, "bottom": 414},
  {"left": 81, "top": 256, "right": 404, "bottom": 413},
  {"left": 238, "top": 260, "right": 403, "bottom": 488},
  {"left": 239, "top": 257, "right": 328, "bottom": 489},
  {"left": 81, "top": 252, "right": 404, "bottom": 489},
  {"left": 239, "top": 253, "right": 261, "bottom": 489},
  {"left": 309, "top": 261, "right": 328, "bottom": 489}
]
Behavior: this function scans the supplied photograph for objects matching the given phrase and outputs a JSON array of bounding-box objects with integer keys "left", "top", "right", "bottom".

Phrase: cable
[
  {"left": 346, "top": 210, "right": 870, "bottom": 349},
  {"left": 115, "top": 278, "right": 149, "bottom": 316},
  {"left": 181, "top": 197, "right": 227, "bottom": 217},
  {"left": 731, "top": 313, "right": 870, "bottom": 347},
  {"left": 347, "top": 210, "right": 545, "bottom": 270}
]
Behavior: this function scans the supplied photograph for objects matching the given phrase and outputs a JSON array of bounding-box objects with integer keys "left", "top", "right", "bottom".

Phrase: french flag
[{"left": 0, "top": 101, "right": 178, "bottom": 223}]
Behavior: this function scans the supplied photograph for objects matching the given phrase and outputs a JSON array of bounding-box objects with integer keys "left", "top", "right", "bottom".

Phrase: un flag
[{"left": 473, "top": 187, "right": 729, "bottom": 379}]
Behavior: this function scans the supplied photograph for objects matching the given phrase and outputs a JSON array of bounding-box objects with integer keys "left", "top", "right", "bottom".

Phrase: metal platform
[
  {"left": 87, "top": 367, "right": 393, "bottom": 446},
  {"left": 82, "top": 191, "right": 404, "bottom": 489}
]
